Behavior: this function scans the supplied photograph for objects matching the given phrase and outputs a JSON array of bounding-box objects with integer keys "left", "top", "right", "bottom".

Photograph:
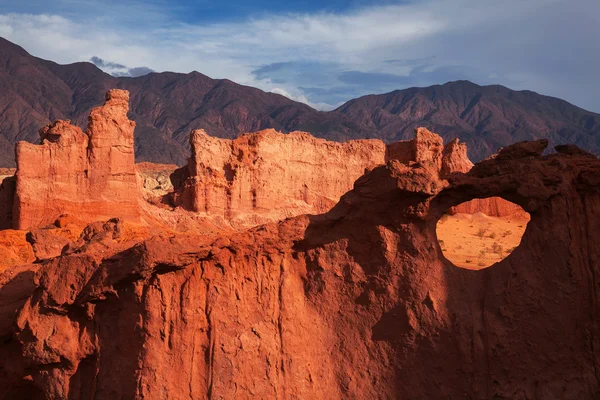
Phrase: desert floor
[{"left": 436, "top": 211, "right": 531, "bottom": 270}]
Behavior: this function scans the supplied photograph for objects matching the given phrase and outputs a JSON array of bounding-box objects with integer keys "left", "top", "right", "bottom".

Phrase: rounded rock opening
[{"left": 436, "top": 197, "right": 531, "bottom": 269}]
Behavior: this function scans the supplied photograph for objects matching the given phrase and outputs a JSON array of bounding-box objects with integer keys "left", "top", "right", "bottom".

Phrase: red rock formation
[
  {"left": 13, "top": 90, "right": 139, "bottom": 230},
  {"left": 452, "top": 196, "right": 528, "bottom": 217},
  {"left": 441, "top": 137, "right": 473, "bottom": 175},
  {"left": 173, "top": 129, "right": 387, "bottom": 227},
  {"left": 441, "top": 138, "right": 524, "bottom": 218},
  {"left": 0, "top": 230, "right": 35, "bottom": 272},
  {"left": 1, "top": 139, "right": 598, "bottom": 399},
  {"left": 173, "top": 127, "right": 472, "bottom": 228}
]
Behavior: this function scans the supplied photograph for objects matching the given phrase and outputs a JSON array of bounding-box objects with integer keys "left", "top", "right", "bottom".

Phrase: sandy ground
[{"left": 436, "top": 211, "right": 530, "bottom": 270}]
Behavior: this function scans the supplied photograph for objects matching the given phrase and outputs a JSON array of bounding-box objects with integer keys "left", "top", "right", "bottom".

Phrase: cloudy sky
[{"left": 0, "top": 0, "right": 598, "bottom": 111}]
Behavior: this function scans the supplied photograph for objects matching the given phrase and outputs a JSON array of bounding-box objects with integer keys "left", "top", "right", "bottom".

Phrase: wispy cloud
[
  {"left": 0, "top": 0, "right": 598, "bottom": 111},
  {"left": 89, "top": 56, "right": 153, "bottom": 77}
]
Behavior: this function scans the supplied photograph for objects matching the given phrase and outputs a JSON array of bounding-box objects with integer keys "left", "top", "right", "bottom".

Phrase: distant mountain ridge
[{"left": 0, "top": 36, "right": 598, "bottom": 167}]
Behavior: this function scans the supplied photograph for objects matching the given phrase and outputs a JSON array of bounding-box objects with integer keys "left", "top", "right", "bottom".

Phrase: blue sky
[{"left": 0, "top": 0, "right": 599, "bottom": 111}]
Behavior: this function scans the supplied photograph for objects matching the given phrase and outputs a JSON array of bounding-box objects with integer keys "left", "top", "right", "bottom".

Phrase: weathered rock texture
[
  {"left": 172, "top": 127, "right": 472, "bottom": 228},
  {"left": 136, "top": 162, "right": 178, "bottom": 204},
  {"left": 173, "top": 129, "right": 386, "bottom": 226},
  {"left": 1, "top": 138, "right": 598, "bottom": 399},
  {"left": 452, "top": 196, "right": 528, "bottom": 217},
  {"left": 13, "top": 90, "right": 139, "bottom": 230}
]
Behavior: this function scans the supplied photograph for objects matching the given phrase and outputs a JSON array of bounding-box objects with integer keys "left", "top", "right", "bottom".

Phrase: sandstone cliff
[
  {"left": 452, "top": 197, "right": 528, "bottom": 217},
  {"left": 172, "top": 127, "right": 472, "bottom": 228},
  {"left": 13, "top": 90, "right": 139, "bottom": 230},
  {"left": 172, "top": 129, "right": 386, "bottom": 227},
  {"left": 1, "top": 139, "right": 598, "bottom": 399}
]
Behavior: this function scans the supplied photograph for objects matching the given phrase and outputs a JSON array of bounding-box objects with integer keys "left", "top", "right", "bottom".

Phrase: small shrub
[
  {"left": 465, "top": 260, "right": 472, "bottom": 264},
  {"left": 491, "top": 242, "right": 503, "bottom": 258},
  {"left": 488, "top": 232, "right": 497, "bottom": 239},
  {"left": 476, "top": 228, "right": 487, "bottom": 239},
  {"left": 502, "top": 230, "right": 512, "bottom": 238}
]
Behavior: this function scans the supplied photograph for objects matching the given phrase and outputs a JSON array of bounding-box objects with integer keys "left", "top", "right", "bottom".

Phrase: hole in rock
[{"left": 436, "top": 197, "right": 531, "bottom": 269}]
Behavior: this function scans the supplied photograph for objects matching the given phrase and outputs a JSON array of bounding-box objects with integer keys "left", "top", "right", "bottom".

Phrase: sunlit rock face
[
  {"left": 171, "top": 127, "right": 473, "bottom": 228},
  {"left": 13, "top": 89, "right": 139, "bottom": 231},
  {"left": 0, "top": 132, "right": 598, "bottom": 399},
  {"left": 171, "top": 128, "right": 387, "bottom": 227},
  {"left": 0, "top": 90, "right": 599, "bottom": 399}
]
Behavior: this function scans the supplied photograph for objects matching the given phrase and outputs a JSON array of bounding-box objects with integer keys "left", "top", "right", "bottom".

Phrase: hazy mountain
[{"left": 335, "top": 81, "right": 600, "bottom": 161}]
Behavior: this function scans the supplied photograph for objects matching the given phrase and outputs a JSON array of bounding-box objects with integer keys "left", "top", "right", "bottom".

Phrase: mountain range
[{"left": 0, "top": 36, "right": 598, "bottom": 167}]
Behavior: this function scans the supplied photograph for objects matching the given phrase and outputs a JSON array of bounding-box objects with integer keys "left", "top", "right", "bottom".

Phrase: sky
[{"left": 0, "top": 0, "right": 598, "bottom": 111}]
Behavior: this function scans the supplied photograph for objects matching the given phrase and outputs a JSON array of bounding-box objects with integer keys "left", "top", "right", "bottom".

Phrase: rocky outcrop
[
  {"left": 452, "top": 196, "right": 528, "bottom": 217},
  {"left": 1, "top": 139, "right": 598, "bottom": 399},
  {"left": 442, "top": 138, "right": 525, "bottom": 218},
  {"left": 13, "top": 90, "right": 139, "bottom": 230},
  {"left": 172, "top": 129, "right": 387, "bottom": 227},
  {"left": 172, "top": 127, "right": 472, "bottom": 228}
]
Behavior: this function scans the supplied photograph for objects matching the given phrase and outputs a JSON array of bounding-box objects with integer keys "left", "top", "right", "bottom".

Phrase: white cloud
[
  {"left": 269, "top": 87, "right": 336, "bottom": 111},
  {"left": 0, "top": 0, "right": 598, "bottom": 111}
]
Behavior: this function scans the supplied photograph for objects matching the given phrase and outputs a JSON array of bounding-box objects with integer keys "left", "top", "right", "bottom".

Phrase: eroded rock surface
[
  {"left": 13, "top": 90, "right": 139, "bottom": 230},
  {"left": 1, "top": 138, "right": 598, "bottom": 399},
  {"left": 172, "top": 127, "right": 472, "bottom": 228},
  {"left": 172, "top": 129, "right": 386, "bottom": 227},
  {"left": 452, "top": 196, "right": 528, "bottom": 217}
]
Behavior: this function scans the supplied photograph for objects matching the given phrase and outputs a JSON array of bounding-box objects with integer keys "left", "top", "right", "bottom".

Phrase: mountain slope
[
  {"left": 335, "top": 80, "right": 600, "bottom": 160},
  {"left": 0, "top": 37, "right": 598, "bottom": 167}
]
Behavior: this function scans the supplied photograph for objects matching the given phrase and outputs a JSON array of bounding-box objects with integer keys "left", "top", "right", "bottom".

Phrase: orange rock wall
[
  {"left": 1, "top": 140, "right": 598, "bottom": 399},
  {"left": 13, "top": 90, "right": 139, "bottom": 230},
  {"left": 175, "top": 129, "right": 387, "bottom": 226},
  {"left": 174, "top": 127, "right": 472, "bottom": 227},
  {"left": 453, "top": 197, "right": 527, "bottom": 217}
]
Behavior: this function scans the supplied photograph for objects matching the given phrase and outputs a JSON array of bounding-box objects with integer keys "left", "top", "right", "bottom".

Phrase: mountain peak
[
  {"left": 0, "top": 37, "right": 30, "bottom": 56},
  {"left": 441, "top": 80, "right": 481, "bottom": 88}
]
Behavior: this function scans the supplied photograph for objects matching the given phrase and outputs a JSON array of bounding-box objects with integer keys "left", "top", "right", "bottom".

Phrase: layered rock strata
[
  {"left": 13, "top": 90, "right": 139, "bottom": 230},
  {"left": 172, "top": 129, "right": 386, "bottom": 226},
  {"left": 172, "top": 127, "right": 472, "bottom": 227},
  {"left": 0, "top": 139, "right": 598, "bottom": 399},
  {"left": 452, "top": 196, "right": 528, "bottom": 217}
]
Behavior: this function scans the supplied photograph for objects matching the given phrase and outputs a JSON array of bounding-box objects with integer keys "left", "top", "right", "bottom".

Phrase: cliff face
[
  {"left": 452, "top": 197, "right": 527, "bottom": 217},
  {"left": 1, "top": 138, "right": 598, "bottom": 399},
  {"left": 173, "top": 127, "right": 472, "bottom": 228},
  {"left": 1, "top": 89, "right": 599, "bottom": 399},
  {"left": 173, "top": 129, "right": 386, "bottom": 227},
  {"left": 13, "top": 90, "right": 139, "bottom": 230}
]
